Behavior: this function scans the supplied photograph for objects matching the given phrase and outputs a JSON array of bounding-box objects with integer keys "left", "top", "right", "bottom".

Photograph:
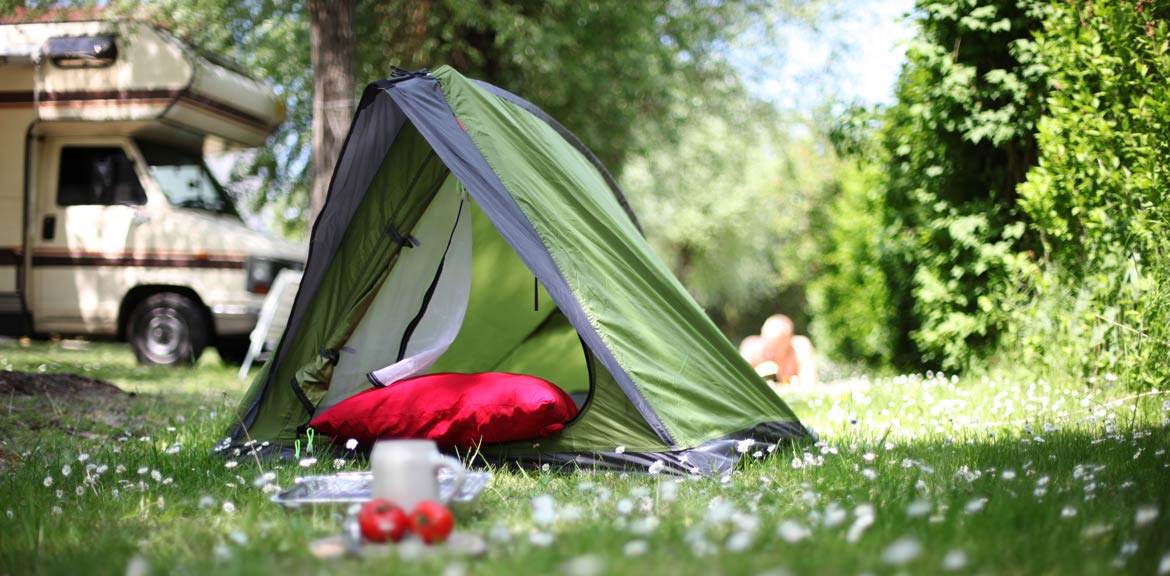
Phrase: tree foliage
[
  {"left": 111, "top": 0, "right": 315, "bottom": 235},
  {"left": 357, "top": 0, "right": 805, "bottom": 173},
  {"left": 623, "top": 105, "right": 784, "bottom": 321},
  {"left": 92, "top": 0, "right": 821, "bottom": 236},
  {"left": 622, "top": 102, "right": 844, "bottom": 339}
]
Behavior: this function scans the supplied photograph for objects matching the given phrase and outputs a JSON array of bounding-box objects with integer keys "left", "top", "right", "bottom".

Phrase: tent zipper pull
[{"left": 534, "top": 277, "right": 539, "bottom": 312}]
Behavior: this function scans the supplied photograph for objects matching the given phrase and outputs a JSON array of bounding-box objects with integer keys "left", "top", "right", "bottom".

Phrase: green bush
[
  {"left": 1010, "top": 0, "right": 1170, "bottom": 388},
  {"left": 820, "top": 0, "right": 1169, "bottom": 384},
  {"left": 859, "top": 0, "right": 1050, "bottom": 370},
  {"left": 624, "top": 104, "right": 849, "bottom": 341},
  {"left": 1020, "top": 0, "right": 1170, "bottom": 274}
]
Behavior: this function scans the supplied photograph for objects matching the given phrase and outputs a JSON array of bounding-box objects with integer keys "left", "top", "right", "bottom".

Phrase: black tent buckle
[
  {"left": 319, "top": 347, "right": 340, "bottom": 364},
  {"left": 385, "top": 223, "right": 419, "bottom": 247}
]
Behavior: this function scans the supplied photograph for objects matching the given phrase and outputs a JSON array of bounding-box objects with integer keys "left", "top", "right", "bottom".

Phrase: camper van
[{"left": 0, "top": 18, "right": 305, "bottom": 365}]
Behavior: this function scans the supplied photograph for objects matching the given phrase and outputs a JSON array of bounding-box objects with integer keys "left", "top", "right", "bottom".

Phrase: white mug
[{"left": 370, "top": 439, "right": 466, "bottom": 510}]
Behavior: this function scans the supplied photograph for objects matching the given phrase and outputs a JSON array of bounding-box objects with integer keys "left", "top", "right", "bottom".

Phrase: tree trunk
[{"left": 308, "top": 0, "right": 355, "bottom": 224}]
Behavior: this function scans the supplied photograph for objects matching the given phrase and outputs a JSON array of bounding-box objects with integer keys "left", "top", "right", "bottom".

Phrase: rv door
[{"left": 29, "top": 139, "right": 148, "bottom": 334}]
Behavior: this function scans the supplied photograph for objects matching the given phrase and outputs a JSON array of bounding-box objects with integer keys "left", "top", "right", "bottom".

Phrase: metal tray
[{"left": 271, "top": 470, "right": 492, "bottom": 509}]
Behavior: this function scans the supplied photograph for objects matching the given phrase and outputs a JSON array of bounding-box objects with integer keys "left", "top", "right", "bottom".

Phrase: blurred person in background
[{"left": 739, "top": 314, "right": 818, "bottom": 386}]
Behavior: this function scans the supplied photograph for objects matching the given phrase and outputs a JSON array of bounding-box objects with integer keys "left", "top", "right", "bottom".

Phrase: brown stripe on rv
[
  {"left": 27, "top": 250, "right": 246, "bottom": 269},
  {"left": 0, "top": 248, "right": 20, "bottom": 266},
  {"left": 0, "top": 89, "right": 274, "bottom": 129},
  {"left": 0, "top": 89, "right": 182, "bottom": 103}
]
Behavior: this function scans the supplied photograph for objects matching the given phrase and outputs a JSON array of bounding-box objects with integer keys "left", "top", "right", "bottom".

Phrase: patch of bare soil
[
  {"left": 1, "top": 372, "right": 144, "bottom": 466},
  {"left": 0, "top": 370, "right": 132, "bottom": 398}
]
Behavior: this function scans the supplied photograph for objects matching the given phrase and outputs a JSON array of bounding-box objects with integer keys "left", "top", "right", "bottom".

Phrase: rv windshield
[{"left": 136, "top": 140, "right": 240, "bottom": 218}]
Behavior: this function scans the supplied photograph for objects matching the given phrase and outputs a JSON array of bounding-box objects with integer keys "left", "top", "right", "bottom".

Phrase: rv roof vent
[{"left": 44, "top": 35, "right": 117, "bottom": 68}]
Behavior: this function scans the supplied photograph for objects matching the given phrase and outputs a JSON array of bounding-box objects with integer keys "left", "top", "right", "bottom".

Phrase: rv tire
[{"left": 127, "top": 293, "right": 208, "bottom": 366}]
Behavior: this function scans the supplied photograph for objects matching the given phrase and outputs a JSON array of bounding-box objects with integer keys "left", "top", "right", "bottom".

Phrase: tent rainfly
[{"left": 224, "top": 66, "right": 811, "bottom": 474}]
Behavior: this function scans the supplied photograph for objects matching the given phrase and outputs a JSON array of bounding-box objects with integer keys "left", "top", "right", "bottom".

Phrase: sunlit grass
[{"left": 2, "top": 341, "right": 1169, "bottom": 575}]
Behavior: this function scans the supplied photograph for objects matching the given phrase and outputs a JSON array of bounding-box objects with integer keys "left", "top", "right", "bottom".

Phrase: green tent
[{"left": 224, "top": 66, "right": 809, "bottom": 474}]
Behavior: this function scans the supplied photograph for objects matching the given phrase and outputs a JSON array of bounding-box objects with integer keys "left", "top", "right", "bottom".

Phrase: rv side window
[
  {"left": 45, "top": 36, "right": 118, "bottom": 68},
  {"left": 57, "top": 147, "right": 147, "bottom": 206}
]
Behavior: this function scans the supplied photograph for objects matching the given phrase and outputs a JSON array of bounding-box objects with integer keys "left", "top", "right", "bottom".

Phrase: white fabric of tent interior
[{"left": 317, "top": 178, "right": 473, "bottom": 413}]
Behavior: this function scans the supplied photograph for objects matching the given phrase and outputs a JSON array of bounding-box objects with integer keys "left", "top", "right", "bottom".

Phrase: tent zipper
[{"left": 393, "top": 198, "right": 465, "bottom": 363}]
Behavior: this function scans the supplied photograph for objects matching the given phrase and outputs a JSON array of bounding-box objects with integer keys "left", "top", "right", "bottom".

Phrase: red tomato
[
  {"left": 357, "top": 499, "right": 409, "bottom": 543},
  {"left": 409, "top": 500, "right": 454, "bottom": 544}
]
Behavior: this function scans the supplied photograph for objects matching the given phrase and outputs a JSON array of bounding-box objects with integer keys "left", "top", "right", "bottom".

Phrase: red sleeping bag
[{"left": 309, "top": 372, "right": 578, "bottom": 448}]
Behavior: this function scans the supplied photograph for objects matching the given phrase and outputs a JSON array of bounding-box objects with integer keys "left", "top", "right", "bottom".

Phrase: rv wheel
[{"left": 127, "top": 293, "right": 208, "bottom": 366}]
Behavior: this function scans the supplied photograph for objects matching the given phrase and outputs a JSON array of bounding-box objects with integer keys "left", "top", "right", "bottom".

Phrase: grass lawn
[{"left": 2, "top": 340, "right": 1169, "bottom": 575}]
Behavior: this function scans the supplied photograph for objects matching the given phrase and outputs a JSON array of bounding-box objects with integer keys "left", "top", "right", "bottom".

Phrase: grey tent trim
[{"left": 382, "top": 74, "right": 677, "bottom": 448}]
